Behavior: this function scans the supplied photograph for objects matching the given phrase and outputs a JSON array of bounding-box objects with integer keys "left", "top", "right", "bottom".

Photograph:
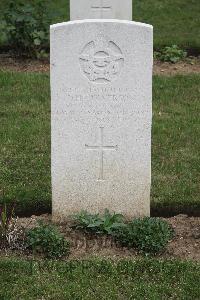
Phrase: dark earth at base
[{"left": 1, "top": 214, "right": 199, "bottom": 261}]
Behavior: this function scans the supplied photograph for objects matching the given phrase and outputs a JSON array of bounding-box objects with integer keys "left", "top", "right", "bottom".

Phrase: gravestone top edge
[{"left": 50, "top": 20, "right": 153, "bottom": 31}]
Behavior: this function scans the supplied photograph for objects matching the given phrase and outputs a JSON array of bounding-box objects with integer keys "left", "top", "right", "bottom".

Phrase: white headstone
[
  {"left": 51, "top": 20, "right": 153, "bottom": 221},
  {"left": 70, "top": 0, "right": 132, "bottom": 20}
]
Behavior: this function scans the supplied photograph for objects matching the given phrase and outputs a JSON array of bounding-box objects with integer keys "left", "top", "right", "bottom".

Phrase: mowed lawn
[
  {"left": 0, "top": 71, "right": 199, "bottom": 216},
  {"left": 0, "top": 0, "right": 200, "bottom": 50},
  {"left": 1, "top": 258, "right": 200, "bottom": 299}
]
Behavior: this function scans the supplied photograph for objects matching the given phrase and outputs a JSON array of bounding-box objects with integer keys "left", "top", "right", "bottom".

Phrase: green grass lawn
[
  {"left": 0, "top": 72, "right": 51, "bottom": 215},
  {"left": 152, "top": 75, "right": 200, "bottom": 215},
  {"left": 1, "top": 258, "right": 200, "bottom": 299},
  {"left": 0, "top": 71, "right": 199, "bottom": 216},
  {"left": 0, "top": 0, "right": 200, "bottom": 50}
]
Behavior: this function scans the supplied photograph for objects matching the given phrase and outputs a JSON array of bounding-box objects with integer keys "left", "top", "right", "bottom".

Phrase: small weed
[
  {"left": 154, "top": 45, "right": 187, "bottom": 63},
  {"left": 26, "top": 222, "right": 70, "bottom": 259},
  {"left": 112, "top": 217, "right": 174, "bottom": 254},
  {"left": 73, "top": 209, "right": 125, "bottom": 235}
]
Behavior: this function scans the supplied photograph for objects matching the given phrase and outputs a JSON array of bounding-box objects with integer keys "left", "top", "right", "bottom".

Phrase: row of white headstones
[
  {"left": 51, "top": 0, "right": 153, "bottom": 222},
  {"left": 70, "top": 0, "right": 132, "bottom": 20}
]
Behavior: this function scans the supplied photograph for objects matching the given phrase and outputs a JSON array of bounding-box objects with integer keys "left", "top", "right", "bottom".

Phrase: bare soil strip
[
  {"left": 1, "top": 214, "right": 199, "bottom": 261},
  {"left": 0, "top": 55, "right": 200, "bottom": 75}
]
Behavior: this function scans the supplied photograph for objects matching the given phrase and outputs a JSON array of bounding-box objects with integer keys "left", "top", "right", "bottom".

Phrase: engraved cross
[
  {"left": 85, "top": 127, "right": 118, "bottom": 181},
  {"left": 91, "top": 0, "right": 112, "bottom": 18}
]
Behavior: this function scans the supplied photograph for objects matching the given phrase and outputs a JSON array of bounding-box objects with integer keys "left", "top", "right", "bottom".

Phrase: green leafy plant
[
  {"left": 112, "top": 217, "right": 173, "bottom": 254},
  {"left": 154, "top": 45, "right": 187, "bottom": 63},
  {"left": 26, "top": 222, "right": 70, "bottom": 259},
  {"left": 73, "top": 209, "right": 125, "bottom": 235},
  {"left": 3, "top": 0, "right": 50, "bottom": 57}
]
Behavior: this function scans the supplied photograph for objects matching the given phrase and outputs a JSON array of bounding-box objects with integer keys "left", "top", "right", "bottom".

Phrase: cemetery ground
[
  {"left": 0, "top": 69, "right": 200, "bottom": 298},
  {"left": 0, "top": 1, "right": 200, "bottom": 295}
]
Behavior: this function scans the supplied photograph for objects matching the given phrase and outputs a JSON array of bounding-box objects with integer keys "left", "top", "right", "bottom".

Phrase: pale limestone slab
[
  {"left": 51, "top": 20, "right": 153, "bottom": 221},
  {"left": 70, "top": 0, "right": 132, "bottom": 20}
]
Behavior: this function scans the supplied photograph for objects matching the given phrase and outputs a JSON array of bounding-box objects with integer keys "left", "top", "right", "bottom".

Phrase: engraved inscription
[
  {"left": 91, "top": 0, "right": 112, "bottom": 18},
  {"left": 85, "top": 127, "right": 118, "bottom": 181},
  {"left": 79, "top": 36, "right": 124, "bottom": 84}
]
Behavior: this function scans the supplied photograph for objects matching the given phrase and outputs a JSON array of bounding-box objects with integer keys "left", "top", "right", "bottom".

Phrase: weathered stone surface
[
  {"left": 51, "top": 20, "right": 153, "bottom": 221},
  {"left": 70, "top": 0, "right": 132, "bottom": 20}
]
